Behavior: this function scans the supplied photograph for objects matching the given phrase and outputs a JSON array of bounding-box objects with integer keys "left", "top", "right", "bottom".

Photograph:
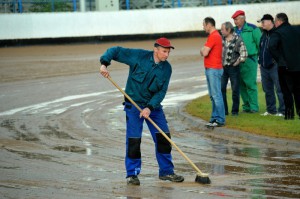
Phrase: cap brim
[
  {"left": 156, "top": 43, "right": 175, "bottom": 49},
  {"left": 163, "top": 46, "right": 174, "bottom": 49}
]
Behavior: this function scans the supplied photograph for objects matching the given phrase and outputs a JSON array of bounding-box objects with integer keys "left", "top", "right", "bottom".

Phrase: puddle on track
[{"left": 52, "top": 145, "right": 86, "bottom": 154}]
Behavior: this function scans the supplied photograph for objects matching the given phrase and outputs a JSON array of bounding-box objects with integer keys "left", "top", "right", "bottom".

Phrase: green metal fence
[{"left": 0, "top": 0, "right": 293, "bottom": 13}]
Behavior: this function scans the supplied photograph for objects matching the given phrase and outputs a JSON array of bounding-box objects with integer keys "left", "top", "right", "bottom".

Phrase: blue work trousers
[
  {"left": 123, "top": 102, "right": 174, "bottom": 178},
  {"left": 205, "top": 68, "right": 226, "bottom": 124}
]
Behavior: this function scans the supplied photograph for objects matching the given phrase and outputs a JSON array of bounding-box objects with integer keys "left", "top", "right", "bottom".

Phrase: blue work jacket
[{"left": 100, "top": 46, "right": 172, "bottom": 110}]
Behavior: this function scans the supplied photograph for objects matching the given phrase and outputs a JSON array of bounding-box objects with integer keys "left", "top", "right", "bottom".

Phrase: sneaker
[
  {"left": 205, "top": 119, "right": 217, "bottom": 127},
  {"left": 275, "top": 113, "right": 284, "bottom": 117},
  {"left": 159, "top": 173, "right": 184, "bottom": 182},
  {"left": 127, "top": 175, "right": 140, "bottom": 185},
  {"left": 205, "top": 122, "right": 213, "bottom": 127},
  {"left": 261, "top": 112, "right": 275, "bottom": 116},
  {"left": 210, "top": 122, "right": 225, "bottom": 127}
]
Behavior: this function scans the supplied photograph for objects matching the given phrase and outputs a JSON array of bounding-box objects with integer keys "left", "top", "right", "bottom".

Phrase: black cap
[{"left": 257, "top": 14, "right": 274, "bottom": 22}]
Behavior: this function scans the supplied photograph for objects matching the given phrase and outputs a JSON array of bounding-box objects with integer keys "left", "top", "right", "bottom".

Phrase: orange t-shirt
[{"left": 204, "top": 30, "right": 223, "bottom": 69}]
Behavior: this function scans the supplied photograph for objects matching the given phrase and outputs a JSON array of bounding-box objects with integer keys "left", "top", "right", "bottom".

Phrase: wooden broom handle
[{"left": 107, "top": 76, "right": 205, "bottom": 175}]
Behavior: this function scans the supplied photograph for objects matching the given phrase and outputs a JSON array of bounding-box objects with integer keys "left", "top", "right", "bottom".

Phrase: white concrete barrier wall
[{"left": 1, "top": 2, "right": 300, "bottom": 40}]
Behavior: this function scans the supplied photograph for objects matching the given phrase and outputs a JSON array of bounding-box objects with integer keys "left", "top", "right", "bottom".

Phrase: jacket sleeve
[
  {"left": 100, "top": 46, "right": 141, "bottom": 67},
  {"left": 268, "top": 32, "right": 281, "bottom": 63},
  {"left": 258, "top": 36, "right": 263, "bottom": 65},
  {"left": 253, "top": 27, "right": 262, "bottom": 53}
]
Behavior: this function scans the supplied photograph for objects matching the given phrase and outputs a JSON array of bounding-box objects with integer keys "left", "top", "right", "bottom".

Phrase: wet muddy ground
[{"left": 0, "top": 38, "right": 299, "bottom": 198}]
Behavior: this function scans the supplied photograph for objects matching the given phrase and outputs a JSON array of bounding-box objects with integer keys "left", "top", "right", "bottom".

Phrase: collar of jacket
[
  {"left": 239, "top": 22, "right": 258, "bottom": 32},
  {"left": 263, "top": 26, "right": 276, "bottom": 35},
  {"left": 277, "top": 22, "right": 290, "bottom": 30},
  {"left": 223, "top": 32, "right": 239, "bottom": 42},
  {"left": 232, "top": 32, "right": 240, "bottom": 40},
  {"left": 150, "top": 53, "right": 164, "bottom": 69}
]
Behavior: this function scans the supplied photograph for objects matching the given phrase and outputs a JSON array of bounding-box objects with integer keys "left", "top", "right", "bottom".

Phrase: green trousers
[{"left": 239, "top": 56, "right": 259, "bottom": 112}]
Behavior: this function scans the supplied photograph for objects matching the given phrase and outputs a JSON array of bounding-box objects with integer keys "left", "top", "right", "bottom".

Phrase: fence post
[
  {"left": 80, "top": 0, "right": 86, "bottom": 11},
  {"left": 177, "top": 0, "right": 182, "bottom": 7},
  {"left": 11, "top": 0, "right": 16, "bottom": 13},
  {"left": 51, "top": 0, "right": 54, "bottom": 12},
  {"left": 126, "top": 0, "right": 130, "bottom": 10},
  {"left": 18, "top": 0, "right": 22, "bottom": 12},
  {"left": 73, "top": 0, "right": 76, "bottom": 11}
]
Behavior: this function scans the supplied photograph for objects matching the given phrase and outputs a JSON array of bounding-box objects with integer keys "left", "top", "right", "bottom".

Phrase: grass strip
[{"left": 185, "top": 83, "right": 300, "bottom": 141}]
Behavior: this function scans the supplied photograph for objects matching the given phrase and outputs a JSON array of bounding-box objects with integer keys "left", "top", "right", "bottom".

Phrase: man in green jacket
[{"left": 232, "top": 10, "right": 262, "bottom": 113}]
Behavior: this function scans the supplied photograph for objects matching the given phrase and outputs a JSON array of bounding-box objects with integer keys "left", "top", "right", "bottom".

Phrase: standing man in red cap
[
  {"left": 99, "top": 37, "right": 184, "bottom": 185},
  {"left": 232, "top": 10, "right": 262, "bottom": 113}
]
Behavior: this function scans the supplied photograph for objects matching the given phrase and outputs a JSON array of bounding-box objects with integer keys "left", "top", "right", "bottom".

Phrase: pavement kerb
[{"left": 177, "top": 101, "right": 300, "bottom": 151}]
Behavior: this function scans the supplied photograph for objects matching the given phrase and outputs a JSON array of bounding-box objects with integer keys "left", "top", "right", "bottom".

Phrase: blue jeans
[
  {"left": 221, "top": 65, "right": 240, "bottom": 115},
  {"left": 123, "top": 102, "right": 174, "bottom": 177},
  {"left": 205, "top": 68, "right": 225, "bottom": 124},
  {"left": 260, "top": 65, "right": 285, "bottom": 114}
]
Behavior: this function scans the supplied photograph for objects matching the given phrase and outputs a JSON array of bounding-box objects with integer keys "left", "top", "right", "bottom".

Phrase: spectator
[
  {"left": 220, "top": 21, "right": 248, "bottom": 116},
  {"left": 200, "top": 17, "right": 225, "bottom": 127},
  {"left": 258, "top": 14, "right": 285, "bottom": 117},
  {"left": 269, "top": 13, "right": 300, "bottom": 120},
  {"left": 232, "top": 10, "right": 262, "bottom": 113}
]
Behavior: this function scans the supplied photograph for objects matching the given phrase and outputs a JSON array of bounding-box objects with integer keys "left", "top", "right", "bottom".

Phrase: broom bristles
[{"left": 195, "top": 175, "right": 211, "bottom": 184}]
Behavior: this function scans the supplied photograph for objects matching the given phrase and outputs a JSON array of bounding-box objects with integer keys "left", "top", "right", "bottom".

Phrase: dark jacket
[
  {"left": 269, "top": 22, "right": 300, "bottom": 71},
  {"left": 258, "top": 27, "right": 276, "bottom": 68}
]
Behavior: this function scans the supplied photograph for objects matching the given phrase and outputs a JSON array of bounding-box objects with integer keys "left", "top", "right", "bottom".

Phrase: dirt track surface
[{"left": 0, "top": 38, "right": 300, "bottom": 199}]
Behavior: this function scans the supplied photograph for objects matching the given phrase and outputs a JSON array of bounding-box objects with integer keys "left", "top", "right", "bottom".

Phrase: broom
[{"left": 107, "top": 76, "right": 211, "bottom": 184}]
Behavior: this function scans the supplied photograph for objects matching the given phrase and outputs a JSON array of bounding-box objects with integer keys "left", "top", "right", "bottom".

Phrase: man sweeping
[{"left": 99, "top": 37, "right": 184, "bottom": 185}]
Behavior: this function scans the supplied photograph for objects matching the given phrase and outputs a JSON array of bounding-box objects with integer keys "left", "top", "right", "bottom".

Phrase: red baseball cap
[
  {"left": 155, "top": 37, "right": 174, "bottom": 49},
  {"left": 232, "top": 10, "right": 245, "bottom": 19}
]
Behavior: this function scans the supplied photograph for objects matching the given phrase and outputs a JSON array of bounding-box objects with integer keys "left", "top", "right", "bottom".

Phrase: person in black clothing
[
  {"left": 258, "top": 14, "right": 285, "bottom": 117},
  {"left": 269, "top": 13, "right": 300, "bottom": 120}
]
